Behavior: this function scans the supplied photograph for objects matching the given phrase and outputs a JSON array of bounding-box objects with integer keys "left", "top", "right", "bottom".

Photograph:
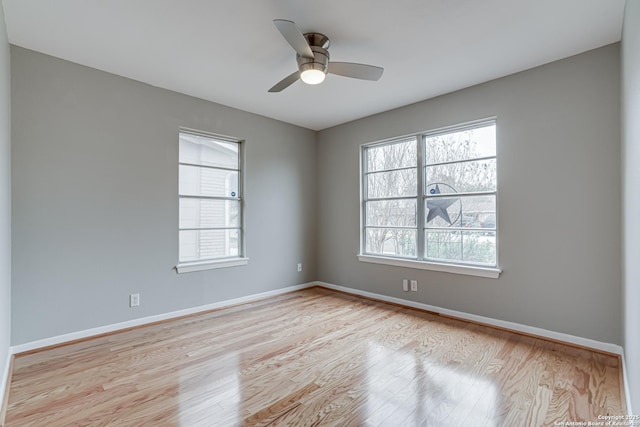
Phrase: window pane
[
  {"left": 179, "top": 229, "right": 240, "bottom": 262},
  {"left": 367, "top": 169, "right": 417, "bottom": 198},
  {"left": 425, "top": 230, "right": 462, "bottom": 261},
  {"left": 424, "top": 195, "right": 462, "bottom": 228},
  {"left": 366, "top": 138, "right": 417, "bottom": 172},
  {"left": 424, "top": 123, "right": 496, "bottom": 165},
  {"left": 462, "top": 231, "right": 496, "bottom": 265},
  {"left": 179, "top": 165, "right": 239, "bottom": 198},
  {"left": 425, "top": 230, "right": 496, "bottom": 265},
  {"left": 179, "top": 133, "right": 239, "bottom": 169},
  {"left": 425, "top": 158, "right": 496, "bottom": 193},
  {"left": 366, "top": 199, "right": 416, "bottom": 227},
  {"left": 365, "top": 228, "right": 416, "bottom": 257},
  {"left": 425, "top": 195, "right": 496, "bottom": 229},
  {"left": 179, "top": 198, "right": 240, "bottom": 229}
]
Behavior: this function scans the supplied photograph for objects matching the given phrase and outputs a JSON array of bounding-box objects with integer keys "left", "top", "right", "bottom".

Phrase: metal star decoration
[{"left": 426, "top": 184, "right": 459, "bottom": 225}]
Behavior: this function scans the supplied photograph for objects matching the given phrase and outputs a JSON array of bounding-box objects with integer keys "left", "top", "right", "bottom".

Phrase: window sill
[
  {"left": 176, "top": 257, "right": 249, "bottom": 273},
  {"left": 357, "top": 254, "right": 501, "bottom": 279}
]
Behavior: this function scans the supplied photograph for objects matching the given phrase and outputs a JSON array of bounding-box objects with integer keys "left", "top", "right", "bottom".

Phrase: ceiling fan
[{"left": 269, "top": 19, "right": 384, "bottom": 93}]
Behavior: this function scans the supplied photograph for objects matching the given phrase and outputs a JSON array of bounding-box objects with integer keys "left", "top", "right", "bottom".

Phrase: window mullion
[
  {"left": 424, "top": 190, "right": 496, "bottom": 199},
  {"left": 237, "top": 140, "right": 244, "bottom": 258},
  {"left": 364, "top": 225, "right": 417, "bottom": 230},
  {"left": 361, "top": 147, "right": 369, "bottom": 253},
  {"left": 179, "top": 195, "right": 241, "bottom": 201},
  {"left": 416, "top": 135, "right": 425, "bottom": 261},
  {"left": 179, "top": 227, "right": 241, "bottom": 231},
  {"left": 178, "top": 162, "right": 239, "bottom": 172},
  {"left": 366, "top": 195, "right": 418, "bottom": 202},
  {"left": 365, "top": 165, "right": 417, "bottom": 175},
  {"left": 425, "top": 154, "right": 496, "bottom": 168}
]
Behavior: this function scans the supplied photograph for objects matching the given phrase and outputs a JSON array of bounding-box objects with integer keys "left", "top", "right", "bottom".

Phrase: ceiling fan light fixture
[
  {"left": 298, "top": 49, "right": 328, "bottom": 85},
  {"left": 300, "top": 68, "right": 326, "bottom": 85}
]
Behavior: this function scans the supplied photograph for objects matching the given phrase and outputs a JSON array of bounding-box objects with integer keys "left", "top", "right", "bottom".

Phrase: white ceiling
[{"left": 2, "top": 0, "right": 626, "bottom": 131}]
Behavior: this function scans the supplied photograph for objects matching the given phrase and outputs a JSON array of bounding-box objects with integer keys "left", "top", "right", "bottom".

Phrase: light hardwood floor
[{"left": 4, "top": 287, "right": 626, "bottom": 426}]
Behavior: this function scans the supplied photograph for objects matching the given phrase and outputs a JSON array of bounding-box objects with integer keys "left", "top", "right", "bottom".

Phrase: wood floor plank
[{"left": 4, "top": 287, "right": 626, "bottom": 426}]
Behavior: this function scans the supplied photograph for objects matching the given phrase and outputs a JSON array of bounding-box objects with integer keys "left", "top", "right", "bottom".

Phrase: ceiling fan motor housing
[{"left": 297, "top": 33, "right": 330, "bottom": 75}]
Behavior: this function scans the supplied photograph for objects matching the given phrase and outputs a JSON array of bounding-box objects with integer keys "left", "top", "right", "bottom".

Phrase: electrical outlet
[
  {"left": 402, "top": 279, "right": 409, "bottom": 292},
  {"left": 410, "top": 280, "right": 418, "bottom": 292},
  {"left": 129, "top": 293, "right": 140, "bottom": 307},
  {"left": 297, "top": 263, "right": 303, "bottom": 272}
]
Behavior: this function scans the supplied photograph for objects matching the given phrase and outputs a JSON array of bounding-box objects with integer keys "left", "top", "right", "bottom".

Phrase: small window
[
  {"left": 177, "top": 130, "right": 246, "bottom": 272},
  {"left": 361, "top": 120, "right": 498, "bottom": 275}
]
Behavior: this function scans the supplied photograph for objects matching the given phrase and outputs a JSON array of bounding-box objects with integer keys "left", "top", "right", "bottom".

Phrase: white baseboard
[
  {"left": 0, "top": 348, "right": 12, "bottom": 423},
  {"left": 10, "top": 282, "right": 316, "bottom": 355},
  {"left": 621, "top": 352, "right": 634, "bottom": 415},
  {"left": 315, "top": 281, "right": 624, "bottom": 356}
]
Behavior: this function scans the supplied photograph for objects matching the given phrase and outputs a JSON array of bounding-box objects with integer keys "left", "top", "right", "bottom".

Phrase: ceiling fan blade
[
  {"left": 328, "top": 62, "right": 384, "bottom": 81},
  {"left": 268, "top": 71, "right": 300, "bottom": 92},
  {"left": 273, "top": 19, "right": 314, "bottom": 59}
]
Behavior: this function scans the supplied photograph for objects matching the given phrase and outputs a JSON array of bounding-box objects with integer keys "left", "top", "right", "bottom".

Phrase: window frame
[
  {"left": 176, "top": 128, "right": 248, "bottom": 273},
  {"left": 359, "top": 119, "right": 501, "bottom": 279}
]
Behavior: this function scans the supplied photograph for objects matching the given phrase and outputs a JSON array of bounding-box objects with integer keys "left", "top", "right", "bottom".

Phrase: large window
[
  {"left": 360, "top": 120, "right": 499, "bottom": 277},
  {"left": 177, "top": 130, "right": 246, "bottom": 272}
]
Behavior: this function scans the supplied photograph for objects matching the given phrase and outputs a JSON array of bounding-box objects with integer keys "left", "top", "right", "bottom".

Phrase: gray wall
[
  {"left": 622, "top": 0, "right": 640, "bottom": 413},
  {"left": 0, "top": 0, "right": 12, "bottom": 390},
  {"left": 317, "top": 44, "right": 621, "bottom": 344},
  {"left": 10, "top": 46, "right": 317, "bottom": 345}
]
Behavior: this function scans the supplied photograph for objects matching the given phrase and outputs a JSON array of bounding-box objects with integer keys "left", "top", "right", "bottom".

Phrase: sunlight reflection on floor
[
  {"left": 365, "top": 342, "right": 499, "bottom": 427},
  {"left": 178, "top": 352, "right": 241, "bottom": 426}
]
